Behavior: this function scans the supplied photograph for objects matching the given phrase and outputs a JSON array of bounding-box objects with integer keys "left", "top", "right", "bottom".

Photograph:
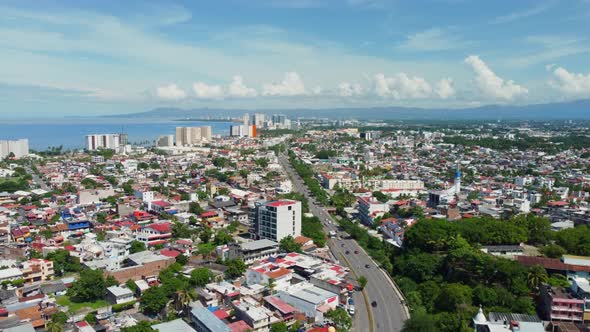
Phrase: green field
[{"left": 56, "top": 295, "right": 109, "bottom": 313}]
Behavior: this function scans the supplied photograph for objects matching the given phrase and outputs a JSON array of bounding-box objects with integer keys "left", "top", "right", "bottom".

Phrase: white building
[
  {"left": 252, "top": 200, "right": 301, "bottom": 242},
  {"left": 156, "top": 135, "right": 174, "bottom": 147},
  {"left": 85, "top": 134, "right": 127, "bottom": 151},
  {"left": 0, "top": 139, "right": 29, "bottom": 159},
  {"left": 276, "top": 285, "right": 338, "bottom": 319},
  {"left": 175, "top": 126, "right": 212, "bottom": 146}
]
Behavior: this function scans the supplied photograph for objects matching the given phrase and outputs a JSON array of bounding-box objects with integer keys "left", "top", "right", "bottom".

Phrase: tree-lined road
[{"left": 279, "top": 153, "right": 407, "bottom": 332}]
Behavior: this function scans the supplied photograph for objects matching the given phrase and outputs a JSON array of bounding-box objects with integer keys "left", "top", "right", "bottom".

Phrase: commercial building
[
  {"left": 276, "top": 285, "right": 339, "bottom": 319},
  {"left": 0, "top": 139, "right": 29, "bottom": 159},
  {"left": 251, "top": 200, "right": 301, "bottom": 242},
  {"left": 85, "top": 134, "right": 127, "bottom": 151}
]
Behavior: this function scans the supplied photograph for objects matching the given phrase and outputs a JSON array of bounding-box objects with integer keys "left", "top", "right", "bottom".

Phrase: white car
[{"left": 348, "top": 305, "right": 356, "bottom": 315}]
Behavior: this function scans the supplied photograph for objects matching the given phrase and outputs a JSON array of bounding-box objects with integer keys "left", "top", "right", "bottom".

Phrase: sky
[{"left": 1, "top": 0, "right": 590, "bottom": 117}]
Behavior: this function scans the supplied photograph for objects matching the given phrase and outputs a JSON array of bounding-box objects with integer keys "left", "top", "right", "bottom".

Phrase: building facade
[
  {"left": 251, "top": 200, "right": 301, "bottom": 242},
  {"left": 0, "top": 139, "right": 29, "bottom": 159}
]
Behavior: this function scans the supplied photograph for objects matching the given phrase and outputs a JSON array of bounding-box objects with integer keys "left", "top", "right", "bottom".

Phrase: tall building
[
  {"left": 0, "top": 139, "right": 29, "bottom": 159},
  {"left": 252, "top": 113, "right": 265, "bottom": 129},
  {"left": 175, "top": 126, "right": 212, "bottom": 146},
  {"left": 85, "top": 134, "right": 127, "bottom": 151},
  {"left": 251, "top": 200, "right": 301, "bottom": 242},
  {"left": 243, "top": 113, "right": 250, "bottom": 127},
  {"left": 156, "top": 135, "right": 174, "bottom": 147}
]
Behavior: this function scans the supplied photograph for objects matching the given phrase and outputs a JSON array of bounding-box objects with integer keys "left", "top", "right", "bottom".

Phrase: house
[
  {"left": 190, "top": 307, "right": 231, "bottom": 332},
  {"left": 227, "top": 239, "right": 279, "bottom": 264},
  {"left": 472, "top": 306, "right": 544, "bottom": 331},
  {"left": 106, "top": 286, "right": 135, "bottom": 304},
  {"left": 276, "top": 285, "right": 338, "bottom": 320},
  {"left": 135, "top": 222, "right": 172, "bottom": 246},
  {"left": 232, "top": 300, "right": 279, "bottom": 331},
  {"left": 0, "top": 268, "right": 23, "bottom": 283}
]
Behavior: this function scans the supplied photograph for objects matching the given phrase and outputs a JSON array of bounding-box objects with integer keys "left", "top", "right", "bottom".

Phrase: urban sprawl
[{"left": 1, "top": 116, "right": 590, "bottom": 332}]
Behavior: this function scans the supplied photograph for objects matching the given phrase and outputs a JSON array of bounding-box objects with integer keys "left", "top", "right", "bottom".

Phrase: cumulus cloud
[
  {"left": 435, "top": 78, "right": 455, "bottom": 99},
  {"left": 374, "top": 73, "right": 429, "bottom": 99},
  {"left": 338, "top": 82, "right": 363, "bottom": 97},
  {"left": 156, "top": 84, "right": 186, "bottom": 100},
  {"left": 464, "top": 55, "right": 528, "bottom": 100},
  {"left": 192, "top": 82, "right": 223, "bottom": 99},
  {"left": 549, "top": 66, "right": 590, "bottom": 96},
  {"left": 228, "top": 75, "right": 257, "bottom": 97},
  {"left": 262, "top": 72, "right": 306, "bottom": 96}
]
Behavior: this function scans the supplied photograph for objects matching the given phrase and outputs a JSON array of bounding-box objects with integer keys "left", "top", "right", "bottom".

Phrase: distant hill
[{"left": 106, "top": 99, "right": 590, "bottom": 121}]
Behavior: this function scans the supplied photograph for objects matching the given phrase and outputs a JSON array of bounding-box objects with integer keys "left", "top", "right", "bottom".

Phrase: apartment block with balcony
[
  {"left": 19, "top": 259, "right": 54, "bottom": 284},
  {"left": 540, "top": 285, "right": 584, "bottom": 323}
]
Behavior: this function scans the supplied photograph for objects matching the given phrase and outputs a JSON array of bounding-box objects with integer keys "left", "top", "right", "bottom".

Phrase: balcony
[{"left": 552, "top": 306, "right": 584, "bottom": 312}]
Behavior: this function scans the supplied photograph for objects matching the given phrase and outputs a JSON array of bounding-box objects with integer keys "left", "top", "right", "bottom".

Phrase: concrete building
[
  {"left": 156, "top": 135, "right": 174, "bottom": 147},
  {"left": 540, "top": 285, "right": 584, "bottom": 323},
  {"left": 19, "top": 259, "right": 54, "bottom": 284},
  {"left": 175, "top": 126, "right": 212, "bottom": 146},
  {"left": 106, "top": 285, "right": 135, "bottom": 304},
  {"left": 276, "top": 285, "right": 338, "bottom": 319},
  {"left": 85, "top": 134, "right": 127, "bottom": 151},
  {"left": 251, "top": 200, "right": 301, "bottom": 242},
  {"left": 0, "top": 139, "right": 29, "bottom": 159},
  {"left": 357, "top": 196, "right": 389, "bottom": 225},
  {"left": 190, "top": 307, "right": 231, "bottom": 332}
]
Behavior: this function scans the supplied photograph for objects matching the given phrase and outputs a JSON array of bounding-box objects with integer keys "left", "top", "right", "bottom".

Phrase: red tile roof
[{"left": 266, "top": 200, "right": 296, "bottom": 207}]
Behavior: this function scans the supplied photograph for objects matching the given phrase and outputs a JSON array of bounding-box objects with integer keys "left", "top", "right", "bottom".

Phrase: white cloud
[
  {"left": 396, "top": 28, "right": 469, "bottom": 52},
  {"left": 192, "top": 82, "right": 223, "bottom": 99},
  {"left": 435, "top": 78, "right": 455, "bottom": 99},
  {"left": 373, "top": 73, "right": 455, "bottom": 100},
  {"left": 156, "top": 84, "right": 186, "bottom": 100},
  {"left": 549, "top": 67, "right": 590, "bottom": 96},
  {"left": 338, "top": 82, "right": 363, "bottom": 97},
  {"left": 490, "top": 2, "right": 554, "bottom": 24},
  {"left": 228, "top": 75, "right": 257, "bottom": 97},
  {"left": 464, "top": 55, "right": 528, "bottom": 100},
  {"left": 262, "top": 72, "right": 306, "bottom": 96}
]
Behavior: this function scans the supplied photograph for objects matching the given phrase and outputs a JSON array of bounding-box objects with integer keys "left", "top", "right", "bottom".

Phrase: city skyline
[{"left": 1, "top": 0, "right": 590, "bottom": 117}]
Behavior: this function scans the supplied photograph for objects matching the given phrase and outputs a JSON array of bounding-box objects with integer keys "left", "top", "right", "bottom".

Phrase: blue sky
[{"left": 1, "top": 0, "right": 590, "bottom": 117}]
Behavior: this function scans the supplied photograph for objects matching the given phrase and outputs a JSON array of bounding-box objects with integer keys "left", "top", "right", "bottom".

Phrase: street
[{"left": 279, "top": 154, "right": 407, "bottom": 332}]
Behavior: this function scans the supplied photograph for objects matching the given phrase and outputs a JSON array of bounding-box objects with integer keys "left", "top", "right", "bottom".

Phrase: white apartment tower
[
  {"left": 0, "top": 139, "right": 29, "bottom": 159},
  {"left": 85, "top": 134, "right": 127, "bottom": 151},
  {"left": 252, "top": 200, "right": 301, "bottom": 242},
  {"left": 175, "top": 126, "right": 212, "bottom": 146}
]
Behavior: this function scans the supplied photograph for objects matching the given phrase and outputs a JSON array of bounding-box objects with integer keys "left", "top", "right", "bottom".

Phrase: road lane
[{"left": 279, "top": 153, "right": 407, "bottom": 332}]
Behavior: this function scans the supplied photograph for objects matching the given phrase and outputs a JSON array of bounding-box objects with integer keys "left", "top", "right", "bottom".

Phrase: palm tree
[
  {"left": 46, "top": 321, "right": 65, "bottom": 332},
  {"left": 527, "top": 265, "right": 548, "bottom": 293},
  {"left": 266, "top": 278, "right": 276, "bottom": 295},
  {"left": 174, "top": 289, "right": 197, "bottom": 316}
]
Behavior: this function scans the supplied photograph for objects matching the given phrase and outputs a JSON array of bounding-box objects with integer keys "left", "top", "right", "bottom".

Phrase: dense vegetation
[
  {"left": 336, "top": 214, "right": 563, "bottom": 332},
  {"left": 443, "top": 134, "right": 590, "bottom": 153},
  {"left": 288, "top": 151, "right": 329, "bottom": 205}
]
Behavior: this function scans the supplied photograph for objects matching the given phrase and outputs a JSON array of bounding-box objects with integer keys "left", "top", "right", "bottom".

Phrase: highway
[{"left": 279, "top": 153, "right": 408, "bottom": 332}]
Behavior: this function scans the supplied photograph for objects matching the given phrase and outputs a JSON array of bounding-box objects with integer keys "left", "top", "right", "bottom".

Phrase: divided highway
[{"left": 279, "top": 153, "right": 407, "bottom": 332}]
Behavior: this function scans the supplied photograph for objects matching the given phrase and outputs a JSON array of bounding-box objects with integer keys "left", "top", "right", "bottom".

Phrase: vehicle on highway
[
  {"left": 348, "top": 305, "right": 355, "bottom": 315},
  {"left": 340, "top": 243, "right": 345, "bottom": 247},
  {"left": 365, "top": 264, "right": 370, "bottom": 268},
  {"left": 371, "top": 301, "right": 377, "bottom": 307},
  {"left": 329, "top": 230, "right": 337, "bottom": 238},
  {"left": 345, "top": 250, "right": 350, "bottom": 254},
  {"left": 354, "top": 250, "right": 359, "bottom": 254}
]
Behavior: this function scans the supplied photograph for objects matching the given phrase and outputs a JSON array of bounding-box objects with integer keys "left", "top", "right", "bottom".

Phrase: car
[
  {"left": 371, "top": 301, "right": 377, "bottom": 307},
  {"left": 341, "top": 243, "right": 345, "bottom": 247},
  {"left": 354, "top": 250, "right": 359, "bottom": 254},
  {"left": 345, "top": 250, "right": 350, "bottom": 254},
  {"left": 365, "top": 264, "right": 370, "bottom": 268},
  {"left": 348, "top": 305, "right": 355, "bottom": 315}
]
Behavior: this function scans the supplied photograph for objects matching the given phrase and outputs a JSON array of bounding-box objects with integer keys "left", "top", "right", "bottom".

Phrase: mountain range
[{"left": 106, "top": 99, "right": 590, "bottom": 121}]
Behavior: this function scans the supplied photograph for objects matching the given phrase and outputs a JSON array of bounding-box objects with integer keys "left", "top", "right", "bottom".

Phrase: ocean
[{"left": 0, "top": 118, "right": 232, "bottom": 150}]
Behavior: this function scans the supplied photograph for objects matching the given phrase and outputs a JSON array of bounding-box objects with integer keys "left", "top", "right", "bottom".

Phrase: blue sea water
[{"left": 0, "top": 118, "right": 232, "bottom": 150}]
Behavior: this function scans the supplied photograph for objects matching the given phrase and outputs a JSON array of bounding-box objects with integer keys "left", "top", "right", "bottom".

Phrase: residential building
[
  {"left": 472, "top": 307, "right": 544, "bottom": 332},
  {"left": 0, "top": 267, "right": 23, "bottom": 282},
  {"left": 0, "top": 139, "right": 29, "bottom": 159},
  {"left": 251, "top": 200, "right": 301, "bottom": 242},
  {"left": 190, "top": 307, "right": 231, "bottom": 332},
  {"left": 85, "top": 134, "right": 127, "bottom": 151},
  {"left": 276, "top": 285, "right": 338, "bottom": 319},
  {"left": 156, "top": 135, "right": 174, "bottom": 147},
  {"left": 106, "top": 286, "right": 135, "bottom": 304},
  {"left": 540, "top": 285, "right": 584, "bottom": 323},
  {"left": 176, "top": 126, "right": 212, "bottom": 146},
  {"left": 357, "top": 196, "right": 388, "bottom": 225},
  {"left": 19, "top": 259, "right": 54, "bottom": 283}
]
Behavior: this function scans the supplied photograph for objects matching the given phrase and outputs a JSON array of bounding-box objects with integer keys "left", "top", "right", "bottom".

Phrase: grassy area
[{"left": 56, "top": 296, "right": 109, "bottom": 313}]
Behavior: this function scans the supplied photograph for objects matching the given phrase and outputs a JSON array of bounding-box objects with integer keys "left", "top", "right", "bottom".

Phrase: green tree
[
  {"left": 540, "top": 244, "right": 567, "bottom": 258},
  {"left": 279, "top": 235, "right": 302, "bottom": 253},
  {"left": 130, "top": 241, "right": 146, "bottom": 254},
  {"left": 357, "top": 275, "right": 368, "bottom": 289},
  {"left": 270, "top": 322, "right": 288, "bottom": 332},
  {"left": 199, "top": 227, "right": 212, "bottom": 243},
  {"left": 225, "top": 259, "right": 247, "bottom": 279},
  {"left": 121, "top": 320, "right": 155, "bottom": 332},
  {"left": 214, "top": 229, "right": 232, "bottom": 245},
  {"left": 527, "top": 265, "right": 548, "bottom": 293},
  {"left": 172, "top": 222, "right": 191, "bottom": 238},
  {"left": 435, "top": 283, "right": 472, "bottom": 312},
  {"left": 190, "top": 268, "right": 213, "bottom": 287},
  {"left": 189, "top": 202, "right": 205, "bottom": 215},
  {"left": 46, "top": 249, "right": 80, "bottom": 276},
  {"left": 324, "top": 307, "right": 352, "bottom": 332},
  {"left": 140, "top": 286, "right": 168, "bottom": 315},
  {"left": 401, "top": 311, "right": 438, "bottom": 332},
  {"left": 68, "top": 269, "right": 107, "bottom": 302}
]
